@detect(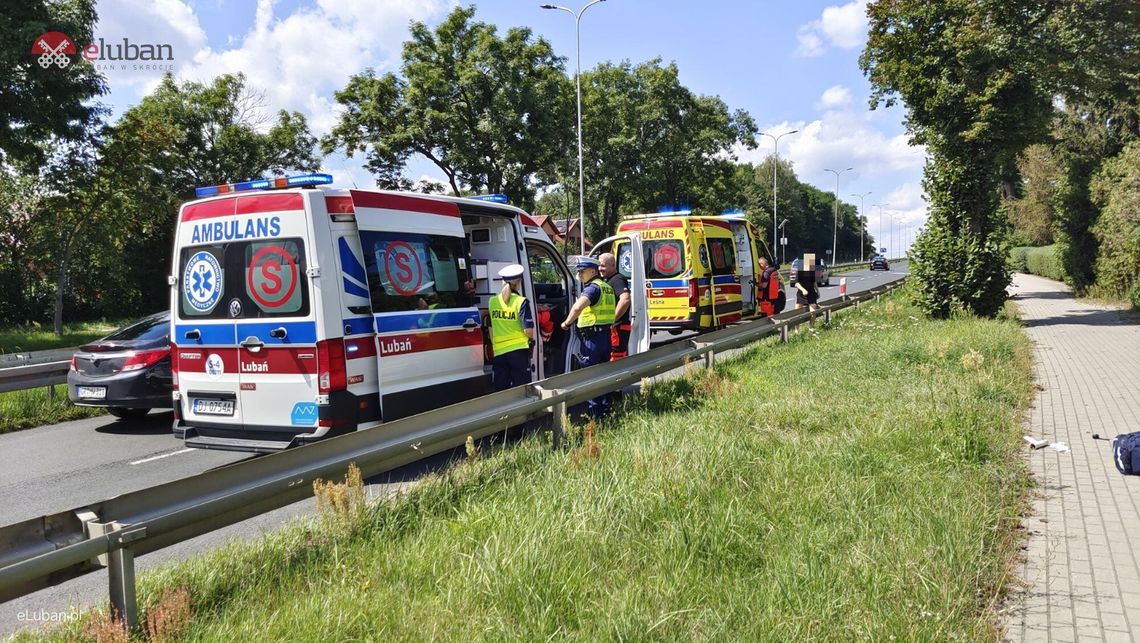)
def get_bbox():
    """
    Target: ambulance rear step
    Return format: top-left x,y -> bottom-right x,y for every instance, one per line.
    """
183,435 -> 293,453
